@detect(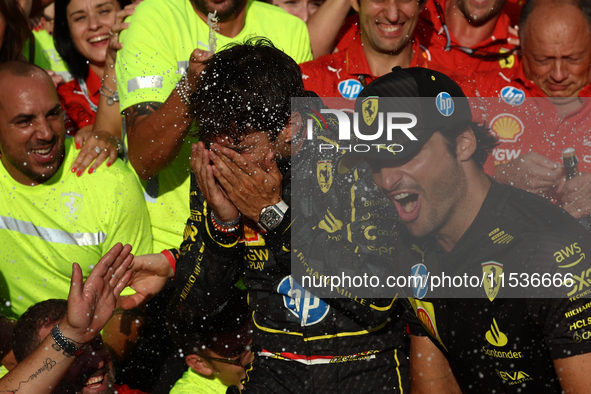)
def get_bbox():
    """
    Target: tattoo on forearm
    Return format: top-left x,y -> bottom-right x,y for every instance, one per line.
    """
0,358 -> 57,393
124,102 -> 162,130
